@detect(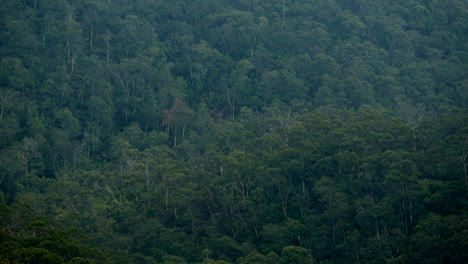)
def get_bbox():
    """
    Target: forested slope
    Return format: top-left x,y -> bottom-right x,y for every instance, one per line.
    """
1,0 -> 467,263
